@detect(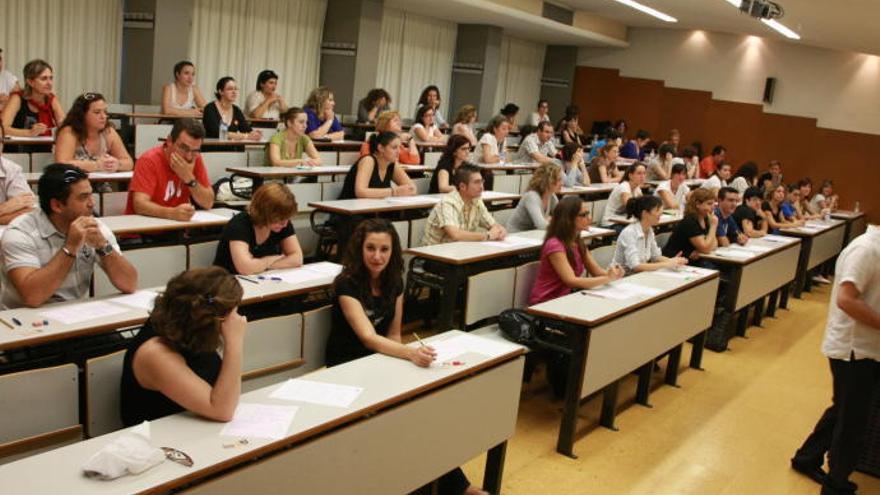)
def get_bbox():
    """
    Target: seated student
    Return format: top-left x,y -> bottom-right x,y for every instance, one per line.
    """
120,267 -> 245,426
715,187 -> 748,247
430,135 -> 472,194
647,144 -> 676,181
614,119 -> 628,140
54,92 -> 133,172
340,131 -> 416,200
0,164 -> 137,308
588,142 -> 624,183
414,85 -> 448,129
599,162 -> 646,226
126,118 -> 215,220
529,196 -> 623,305
213,183 -> 303,275
422,164 -> 506,245
0,121 -> 35,224
758,159 -> 784,193
265,107 -> 321,167
203,77 -> 261,141
411,104 -> 446,144
161,60 -> 208,117
612,195 -> 688,274
701,162 -> 732,194
762,184 -> 803,233
620,129 -> 650,160
512,121 -> 557,165
734,187 -> 769,238
473,115 -> 510,164
304,86 -> 345,141
507,163 -> 561,233
810,179 -> 839,213
356,88 -> 391,124
357,110 -> 420,164
587,127 -> 619,161
730,161 -> 758,196
661,128 -> 680,154
654,163 -> 690,212
559,107 -> 588,147
324,218 -> 486,495
451,105 -> 478,146
560,142 -> 589,187
699,145 -> 726,179
1,59 -> 65,137
796,178 -> 822,219
527,99 -> 550,127
676,145 -> 700,179
244,69 -> 288,120
0,48 -> 22,113
662,188 -> 718,263
499,103 -> 519,131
